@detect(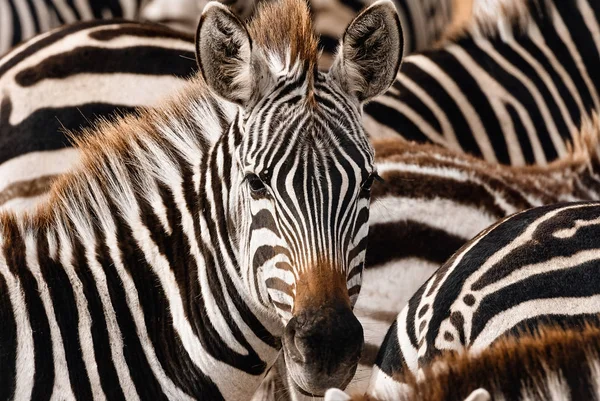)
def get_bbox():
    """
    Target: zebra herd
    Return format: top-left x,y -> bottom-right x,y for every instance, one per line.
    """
1,0 -> 600,400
